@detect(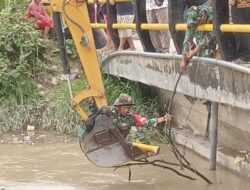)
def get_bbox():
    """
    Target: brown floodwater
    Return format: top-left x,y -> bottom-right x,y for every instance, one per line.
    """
0,132 -> 250,190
